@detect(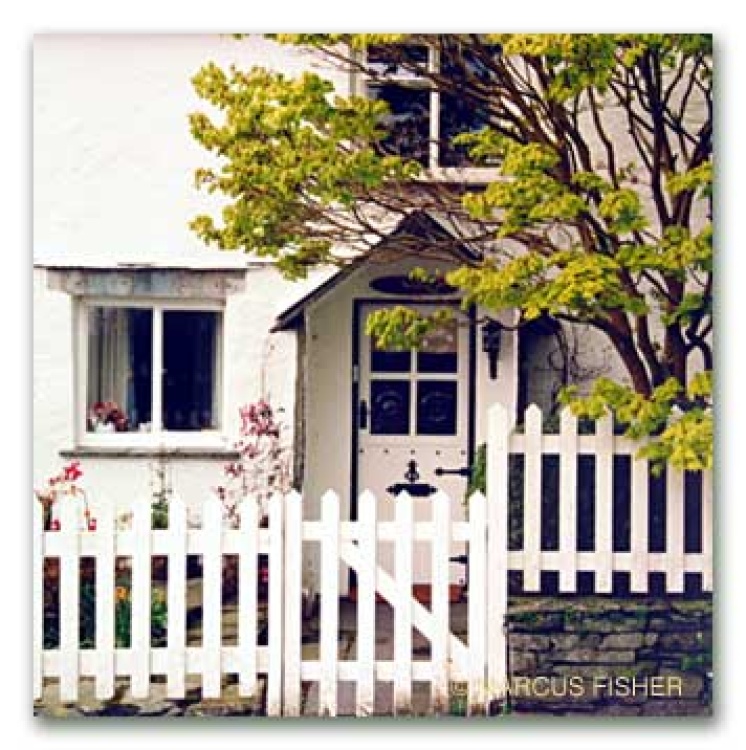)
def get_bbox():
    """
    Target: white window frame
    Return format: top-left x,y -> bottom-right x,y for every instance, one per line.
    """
357,44 -> 501,182
74,296 -> 226,449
